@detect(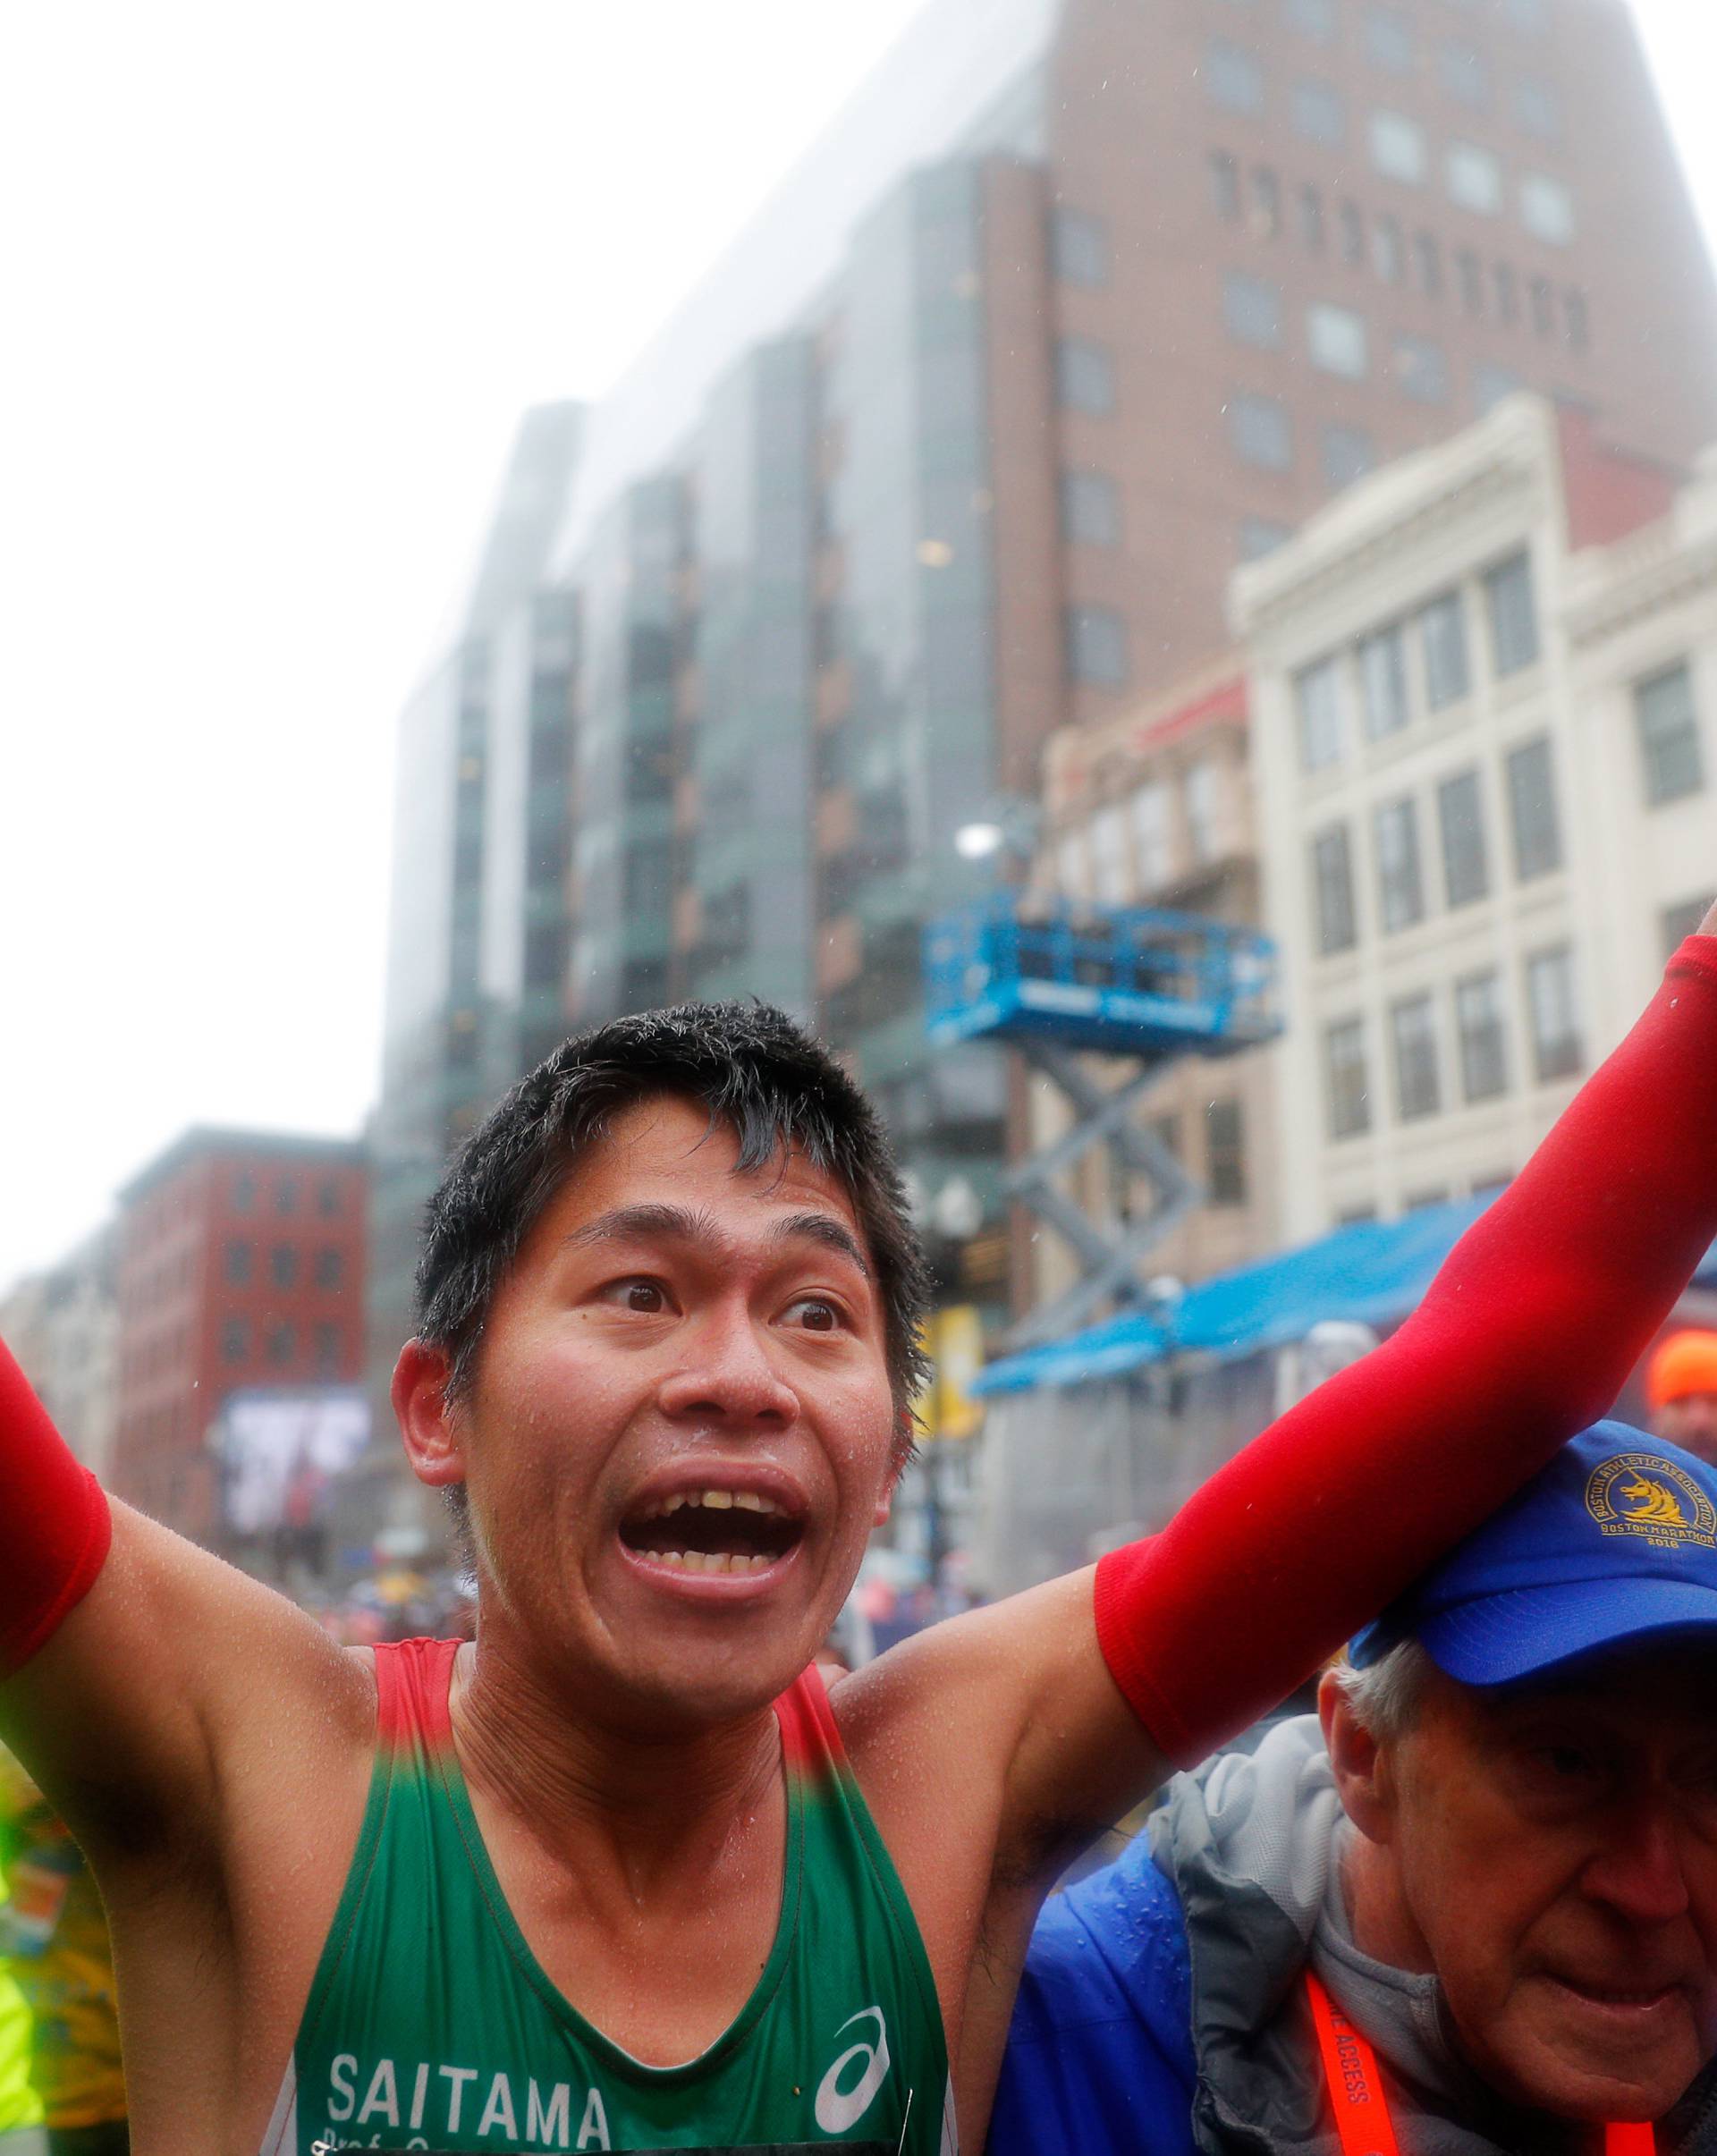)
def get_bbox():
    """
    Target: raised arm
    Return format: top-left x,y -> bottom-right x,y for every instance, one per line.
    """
0,1342 -> 365,1856
1093,926 -> 1717,1767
